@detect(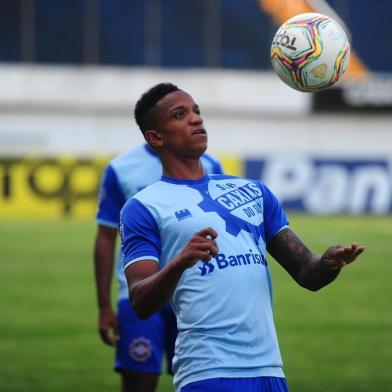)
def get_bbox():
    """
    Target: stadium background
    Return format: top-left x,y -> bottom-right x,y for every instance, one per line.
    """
1,1 -> 391,391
